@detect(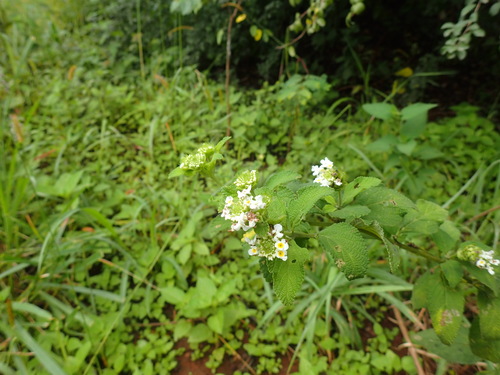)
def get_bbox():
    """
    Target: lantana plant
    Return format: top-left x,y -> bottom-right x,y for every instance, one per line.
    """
170,138 -> 500,363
